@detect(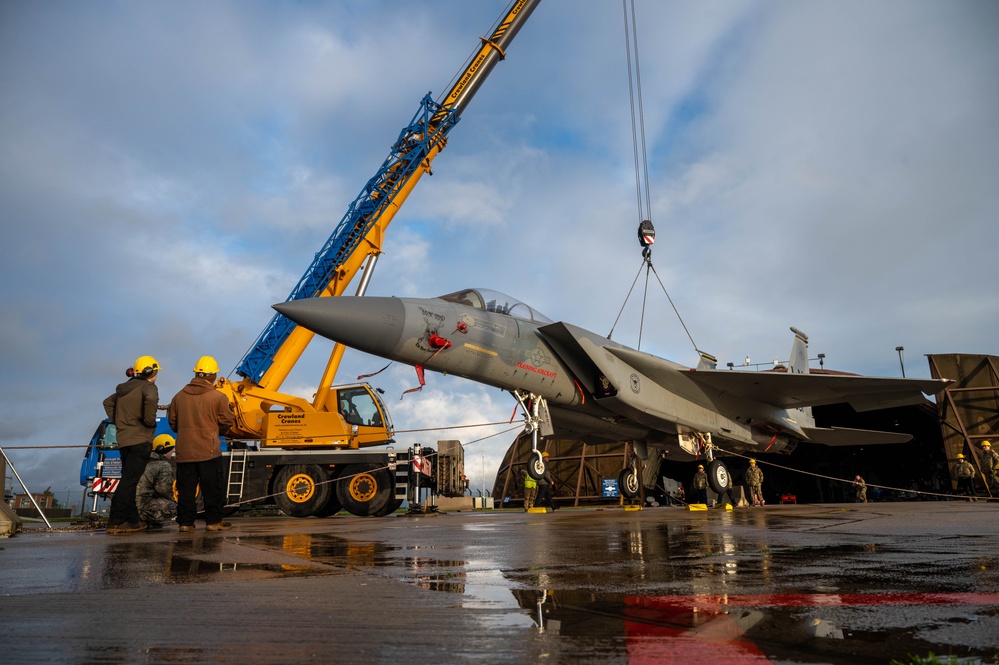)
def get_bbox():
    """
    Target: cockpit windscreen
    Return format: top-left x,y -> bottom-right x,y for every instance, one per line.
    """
438,288 -> 553,324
